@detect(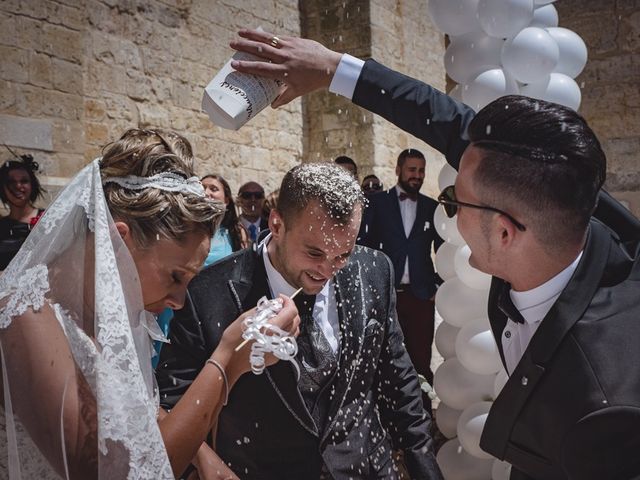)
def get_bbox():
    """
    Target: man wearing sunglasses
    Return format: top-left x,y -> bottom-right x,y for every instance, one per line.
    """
231,29 -> 640,480
237,181 -> 269,243
361,174 -> 383,196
